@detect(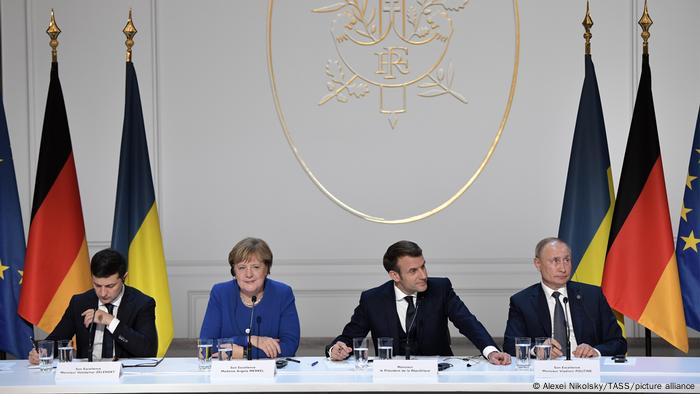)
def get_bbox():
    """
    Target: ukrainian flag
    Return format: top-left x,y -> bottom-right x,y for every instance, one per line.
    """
111,60 -> 173,357
558,54 -> 614,287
